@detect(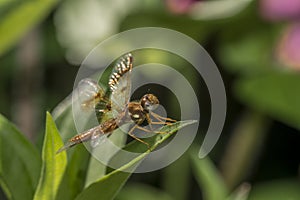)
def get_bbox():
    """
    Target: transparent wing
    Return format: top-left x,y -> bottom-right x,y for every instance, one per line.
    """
77,78 -> 108,111
57,54 -> 133,153
90,118 -> 117,147
108,53 -> 133,118
90,131 -> 109,148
